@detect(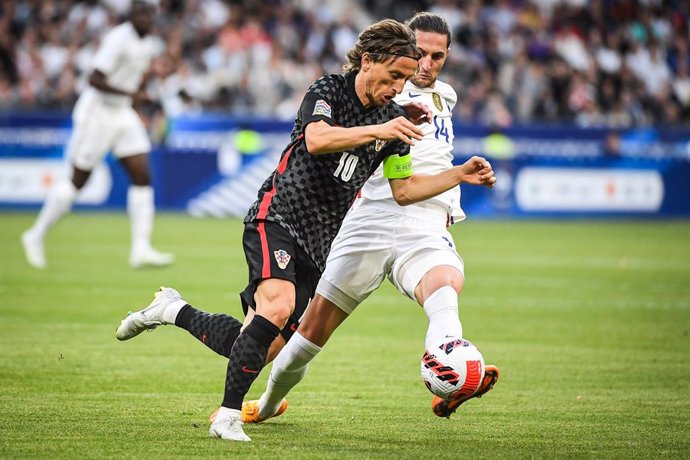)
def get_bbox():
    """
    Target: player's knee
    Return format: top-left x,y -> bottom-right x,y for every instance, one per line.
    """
129,171 -> 151,186
256,289 -> 295,328
446,272 -> 464,294
420,266 -> 464,297
261,303 -> 293,329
